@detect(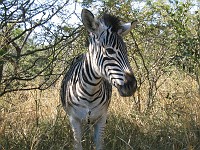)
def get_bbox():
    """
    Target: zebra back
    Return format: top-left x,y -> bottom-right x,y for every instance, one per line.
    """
60,54 -> 85,108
